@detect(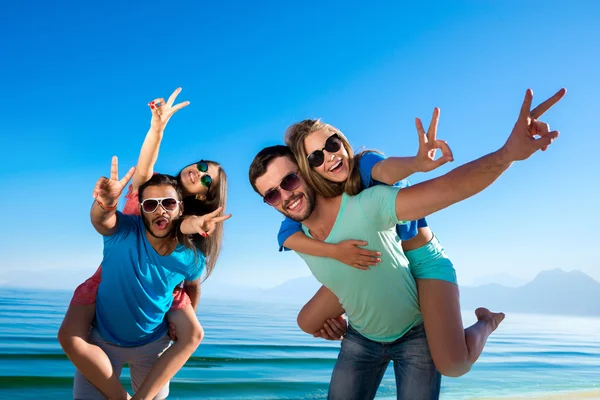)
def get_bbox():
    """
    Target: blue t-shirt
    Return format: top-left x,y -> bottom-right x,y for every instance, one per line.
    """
277,152 -> 428,250
95,212 -> 205,347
